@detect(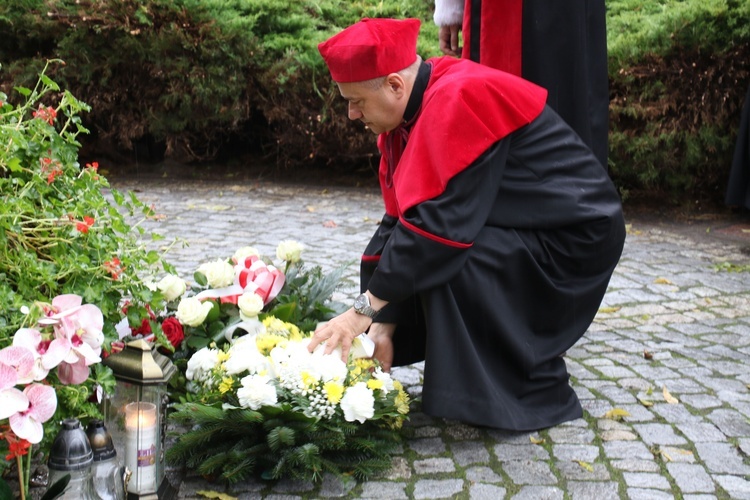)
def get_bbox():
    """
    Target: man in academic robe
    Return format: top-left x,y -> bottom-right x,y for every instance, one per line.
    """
308,18 -> 625,431
434,0 -> 610,170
